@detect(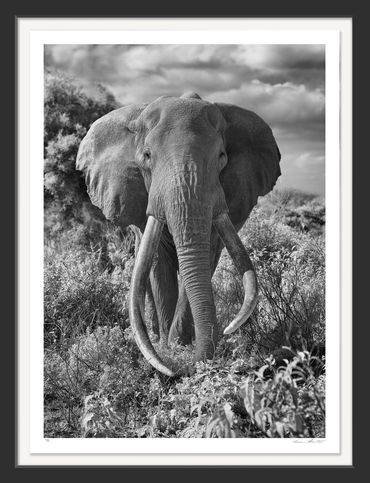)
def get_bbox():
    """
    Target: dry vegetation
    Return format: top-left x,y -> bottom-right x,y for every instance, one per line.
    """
44,190 -> 325,438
